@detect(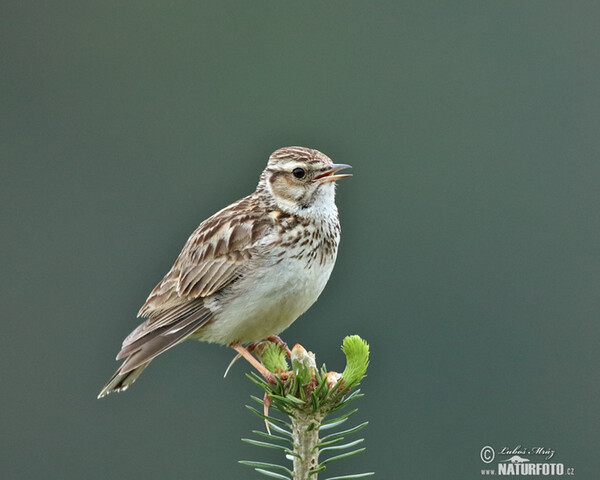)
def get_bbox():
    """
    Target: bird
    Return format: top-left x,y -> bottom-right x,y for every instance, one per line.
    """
98,146 -> 351,398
